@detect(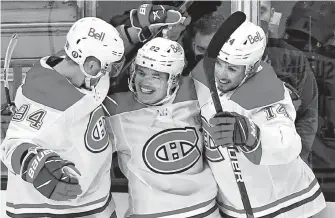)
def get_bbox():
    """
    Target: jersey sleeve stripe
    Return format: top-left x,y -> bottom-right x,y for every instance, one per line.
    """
11,143 -> 37,175
6,193 -> 108,210
219,178 -> 323,216
130,198 -> 216,218
242,142 -> 262,165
